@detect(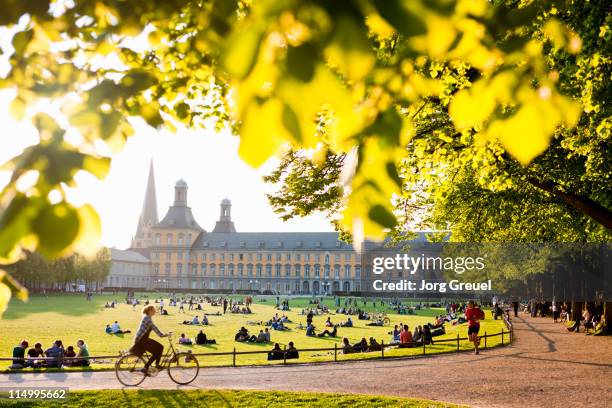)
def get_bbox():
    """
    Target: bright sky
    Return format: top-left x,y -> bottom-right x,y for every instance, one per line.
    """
0,90 -> 333,249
